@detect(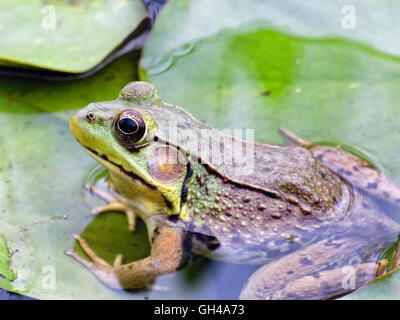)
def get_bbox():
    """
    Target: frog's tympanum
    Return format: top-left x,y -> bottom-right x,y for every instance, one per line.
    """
68,81 -> 400,299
